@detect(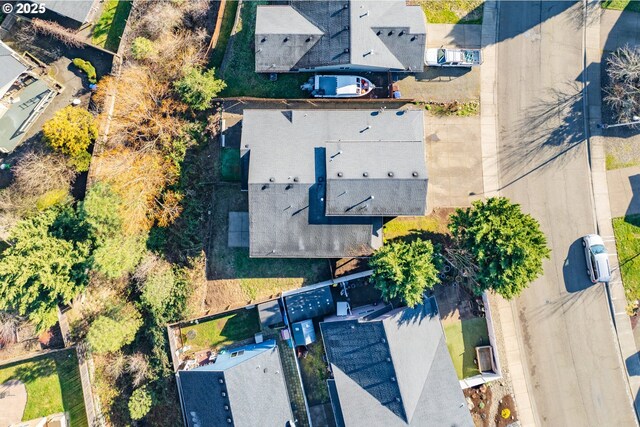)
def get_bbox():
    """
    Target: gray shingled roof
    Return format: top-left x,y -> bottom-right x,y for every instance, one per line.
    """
255,0 -> 426,72
242,109 -> 426,258
35,0 -> 97,24
320,302 -> 474,427
285,286 -> 335,324
0,42 -> 27,93
177,341 -> 293,427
